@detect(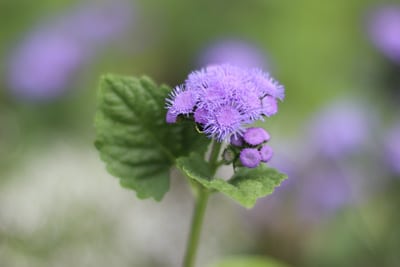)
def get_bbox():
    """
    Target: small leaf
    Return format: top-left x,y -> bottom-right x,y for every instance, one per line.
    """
208,256 -> 290,267
176,153 -> 287,208
95,74 -> 209,201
